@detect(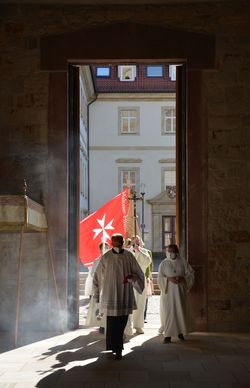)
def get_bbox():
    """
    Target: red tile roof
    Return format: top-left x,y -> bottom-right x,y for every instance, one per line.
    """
92,64 -> 176,93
